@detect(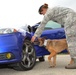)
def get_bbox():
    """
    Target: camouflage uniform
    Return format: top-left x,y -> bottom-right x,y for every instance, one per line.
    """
64,12 -> 76,61
34,7 -> 76,63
